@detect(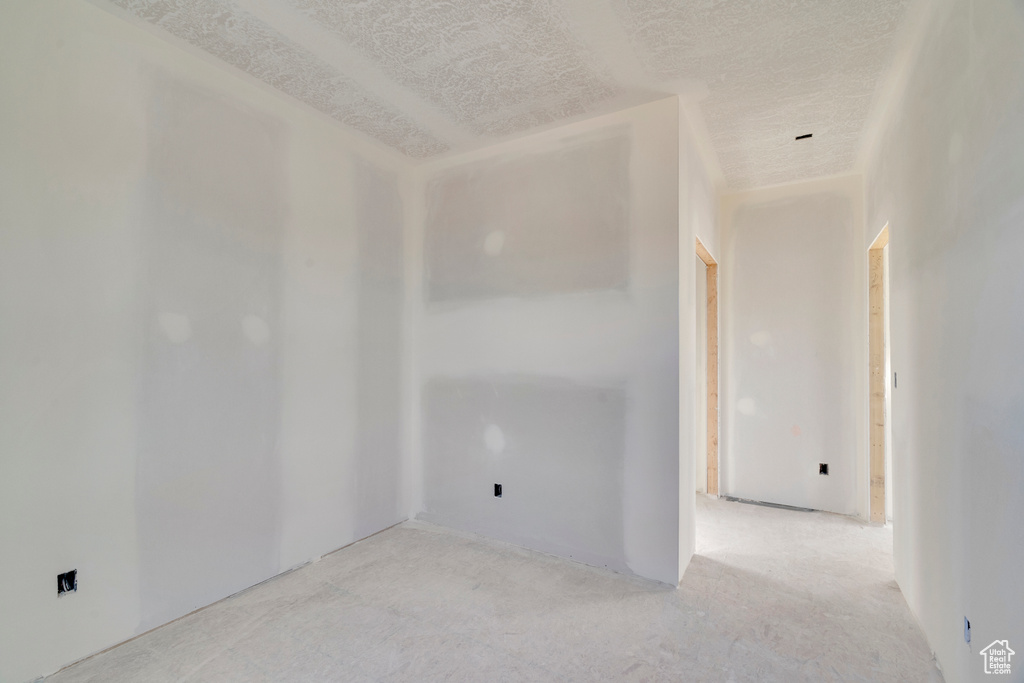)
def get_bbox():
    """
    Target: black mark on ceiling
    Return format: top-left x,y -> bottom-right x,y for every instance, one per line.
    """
795,133 -> 813,140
